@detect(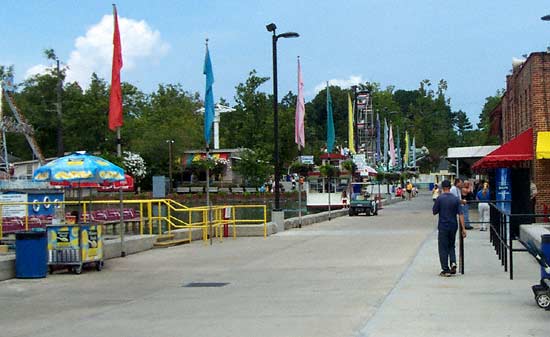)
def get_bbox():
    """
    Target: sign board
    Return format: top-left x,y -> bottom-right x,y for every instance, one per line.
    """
152,176 -> 166,198
352,154 -> 368,176
496,168 -> 512,214
0,193 -> 27,217
300,156 -> 314,165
